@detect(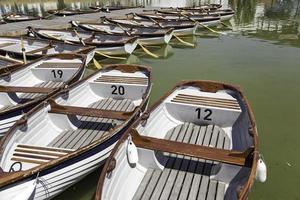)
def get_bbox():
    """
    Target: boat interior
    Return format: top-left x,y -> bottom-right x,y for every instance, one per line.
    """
32,29 -> 135,44
0,55 -> 84,113
102,84 -> 255,200
109,17 -> 197,28
77,22 -> 172,35
0,37 -> 88,55
0,66 -> 151,173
